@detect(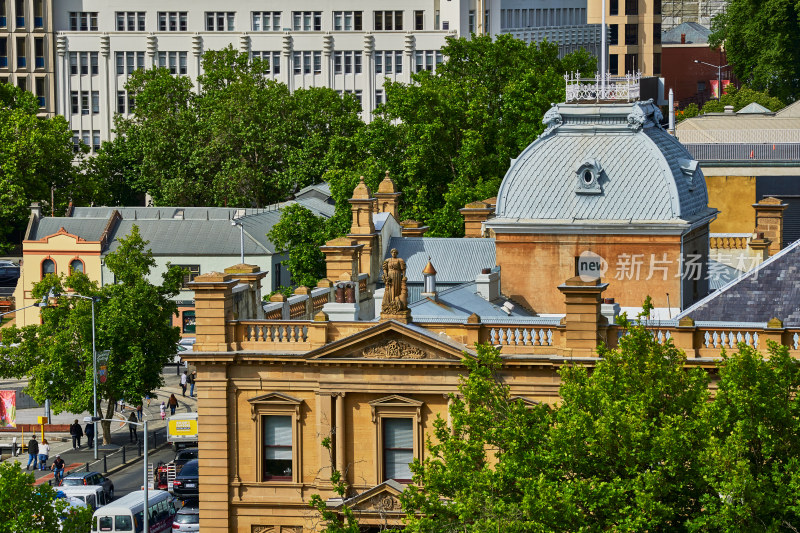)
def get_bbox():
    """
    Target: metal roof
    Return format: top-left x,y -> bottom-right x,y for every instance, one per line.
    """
385,237 -> 496,284
678,239 -> 800,327
493,101 -> 710,223
737,102 -> 773,115
29,218 -> 109,241
409,282 -> 535,322
662,22 -> 711,44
